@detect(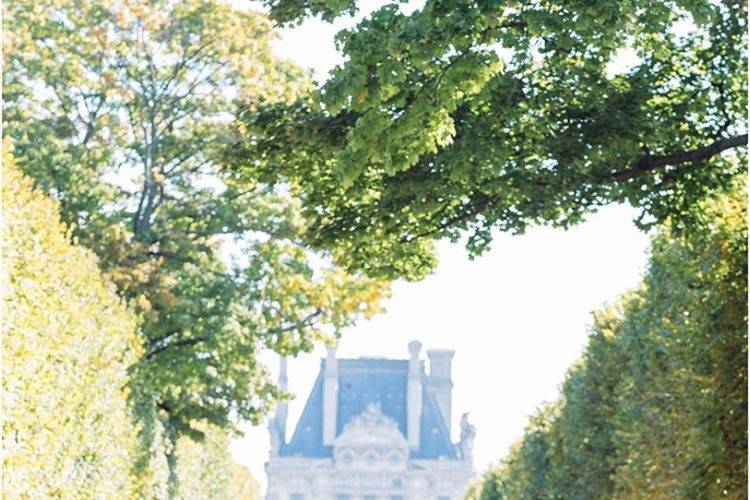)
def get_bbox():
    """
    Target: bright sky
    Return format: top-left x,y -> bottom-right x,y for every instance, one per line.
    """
229,2 -> 652,491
